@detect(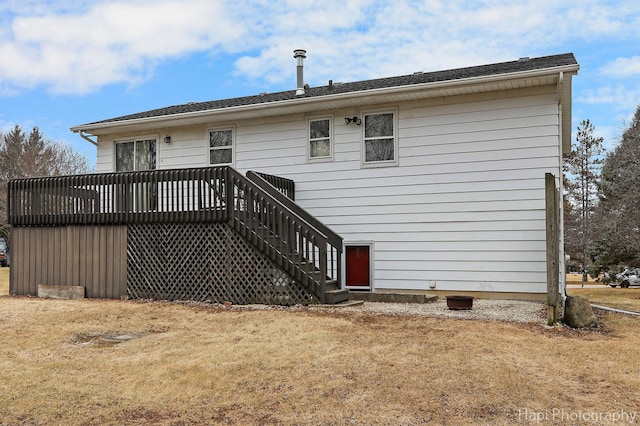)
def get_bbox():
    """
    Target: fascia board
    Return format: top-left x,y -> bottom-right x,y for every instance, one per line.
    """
72,64 -> 580,136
